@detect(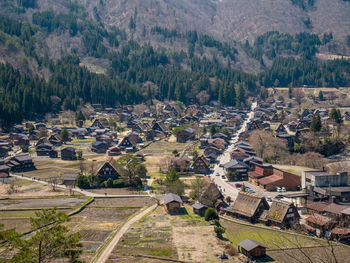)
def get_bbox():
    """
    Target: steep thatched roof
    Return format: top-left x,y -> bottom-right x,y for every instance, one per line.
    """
261,200 -> 296,223
231,192 -> 269,218
199,182 -> 222,207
